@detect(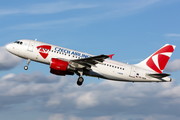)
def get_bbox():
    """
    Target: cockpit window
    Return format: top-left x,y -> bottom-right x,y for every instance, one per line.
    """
14,41 -> 23,45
